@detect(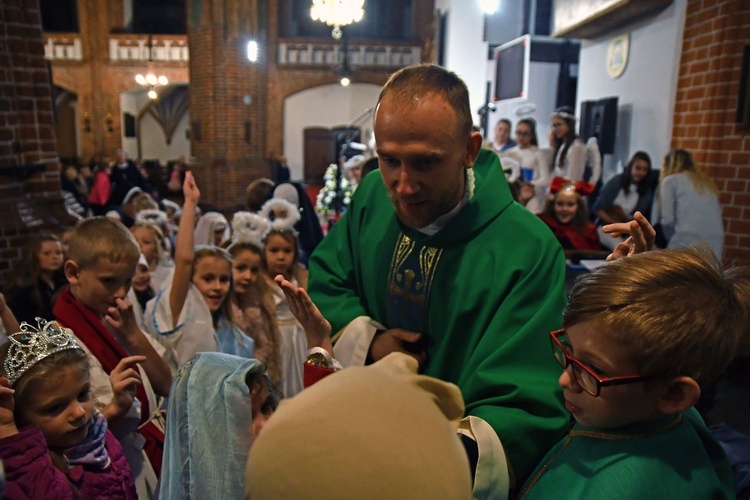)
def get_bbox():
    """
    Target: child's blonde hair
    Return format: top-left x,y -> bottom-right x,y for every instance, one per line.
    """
132,220 -> 167,262
226,241 -> 281,383
564,248 -> 749,387
68,217 -> 140,269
